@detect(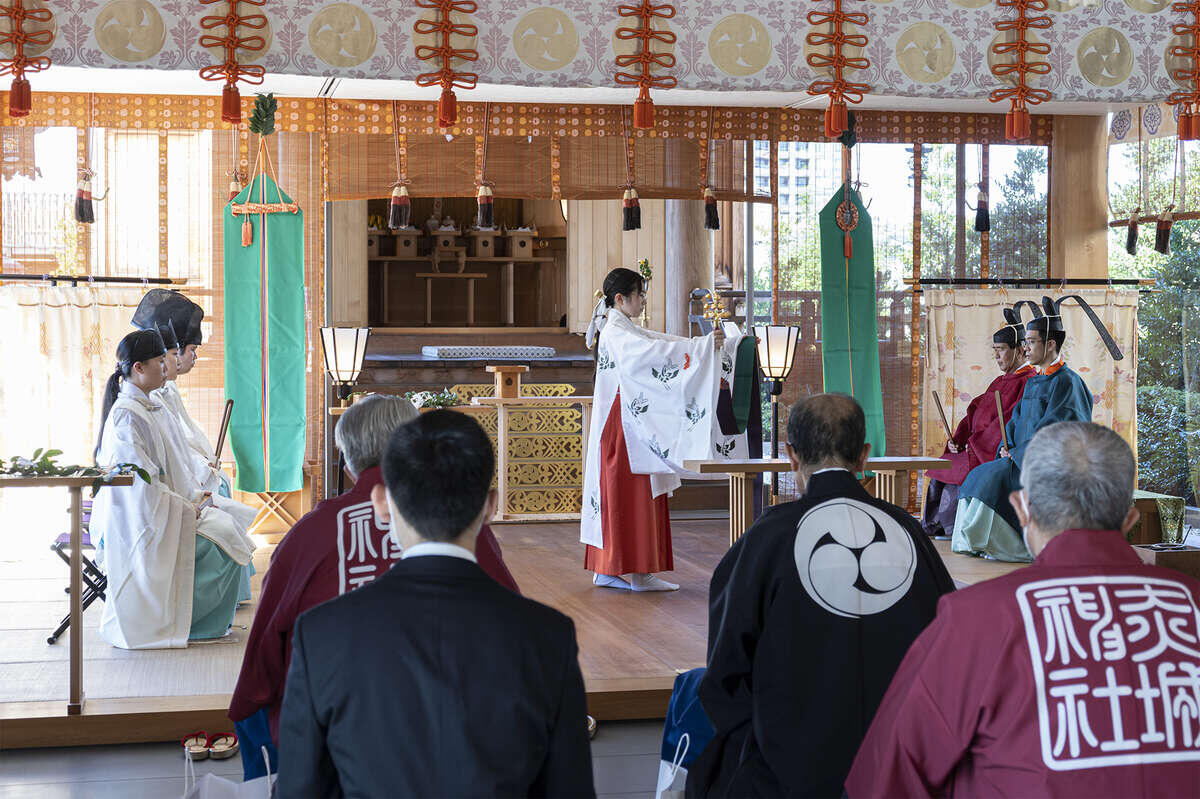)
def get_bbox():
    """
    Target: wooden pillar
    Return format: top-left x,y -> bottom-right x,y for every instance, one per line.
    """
1049,115 -> 1109,279
329,200 -> 369,324
664,199 -> 713,337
